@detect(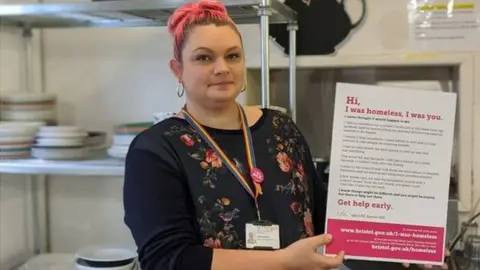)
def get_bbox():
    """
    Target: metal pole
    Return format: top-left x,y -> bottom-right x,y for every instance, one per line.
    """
259,0 -> 271,108
22,27 -> 50,256
38,21 -> 52,253
22,28 -> 33,93
287,22 -> 297,122
22,28 -> 41,257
